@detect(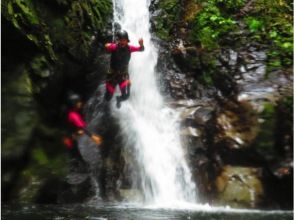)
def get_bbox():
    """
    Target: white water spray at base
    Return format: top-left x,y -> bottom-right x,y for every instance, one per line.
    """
111,0 -> 197,205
